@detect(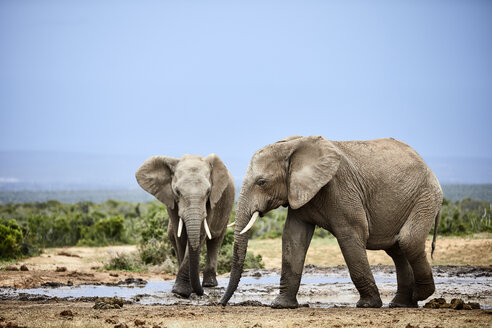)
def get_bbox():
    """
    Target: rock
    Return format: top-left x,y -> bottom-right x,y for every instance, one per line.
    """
60,310 -> 73,317
109,273 -> 119,277
93,297 -> 125,310
56,266 -> 67,272
114,323 -> 129,328
5,266 -> 19,271
134,319 -> 146,326
105,318 -> 117,324
41,282 -> 65,288
19,265 -> 28,271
